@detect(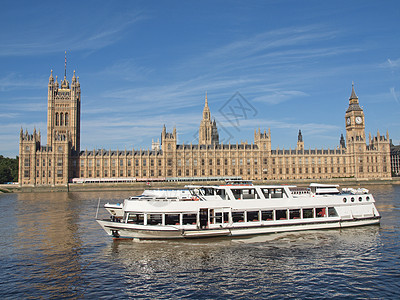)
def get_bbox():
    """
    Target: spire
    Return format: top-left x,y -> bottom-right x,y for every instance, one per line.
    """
72,70 -> 76,82
347,82 -> 362,112
49,69 -> 54,83
350,81 -> 358,99
340,134 -> 346,148
298,130 -> 303,142
202,92 -> 211,120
